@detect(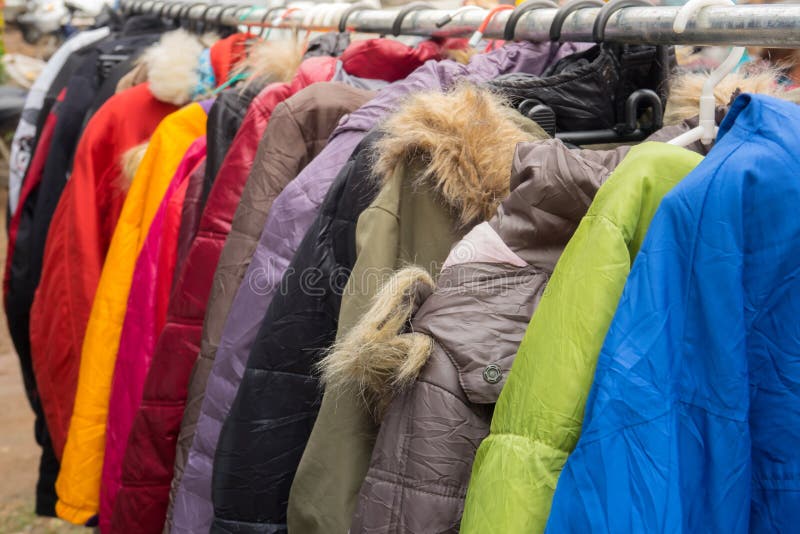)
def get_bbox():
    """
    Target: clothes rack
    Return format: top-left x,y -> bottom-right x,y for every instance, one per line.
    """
120,0 -> 800,47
